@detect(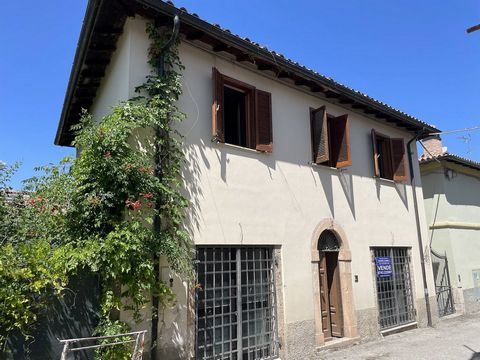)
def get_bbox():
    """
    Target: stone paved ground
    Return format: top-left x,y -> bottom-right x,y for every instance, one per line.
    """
317,313 -> 480,360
